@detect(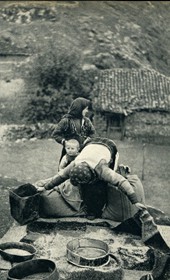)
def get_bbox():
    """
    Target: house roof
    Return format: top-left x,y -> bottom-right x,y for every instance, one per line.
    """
93,69 -> 170,114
